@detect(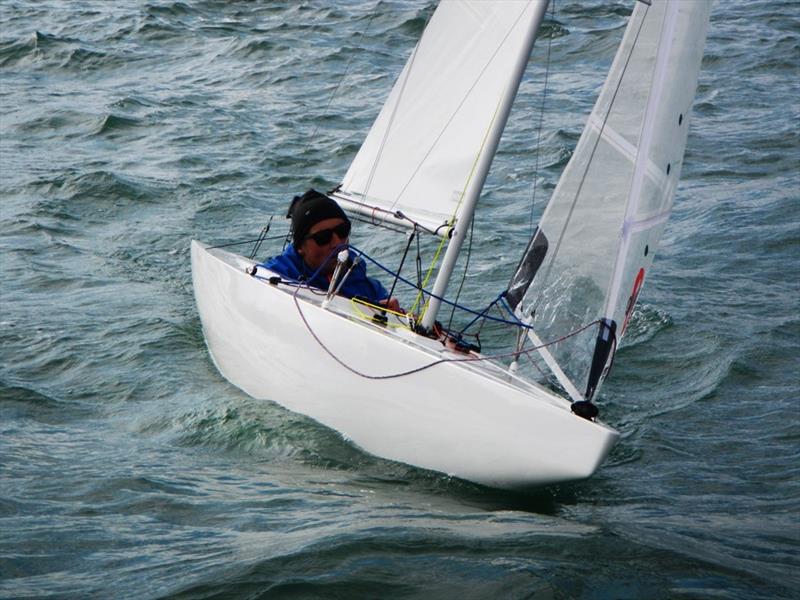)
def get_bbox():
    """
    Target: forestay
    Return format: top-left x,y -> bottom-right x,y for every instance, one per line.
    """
337,0 -> 549,234
507,0 -> 711,400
